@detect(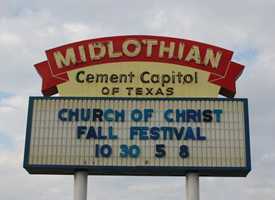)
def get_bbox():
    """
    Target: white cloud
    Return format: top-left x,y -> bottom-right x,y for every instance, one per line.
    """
0,32 -> 21,45
0,95 -> 28,143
